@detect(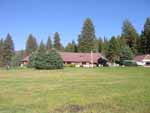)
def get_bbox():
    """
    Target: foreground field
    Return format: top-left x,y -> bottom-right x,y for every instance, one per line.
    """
0,67 -> 149,113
